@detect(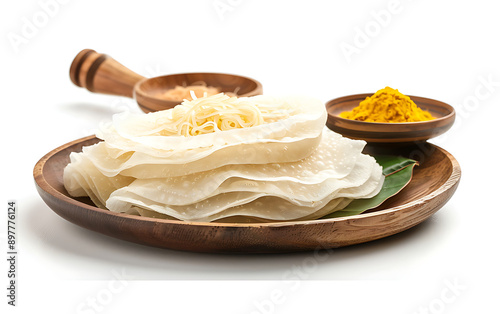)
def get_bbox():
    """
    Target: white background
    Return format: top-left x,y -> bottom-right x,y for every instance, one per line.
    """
2,0 -> 499,313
